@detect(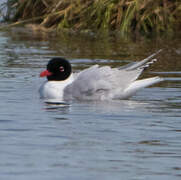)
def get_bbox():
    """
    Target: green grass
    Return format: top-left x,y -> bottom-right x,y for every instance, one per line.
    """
2,0 -> 181,37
